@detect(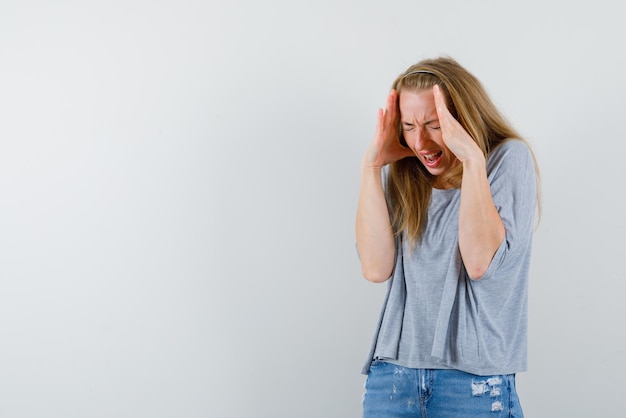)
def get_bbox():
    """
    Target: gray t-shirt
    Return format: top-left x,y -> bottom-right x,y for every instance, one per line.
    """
362,139 -> 537,376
